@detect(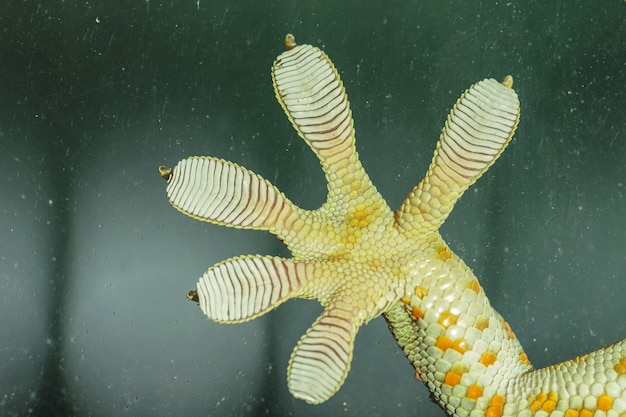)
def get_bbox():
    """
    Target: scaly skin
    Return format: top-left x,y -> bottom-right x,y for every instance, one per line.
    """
158,35 -> 626,416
